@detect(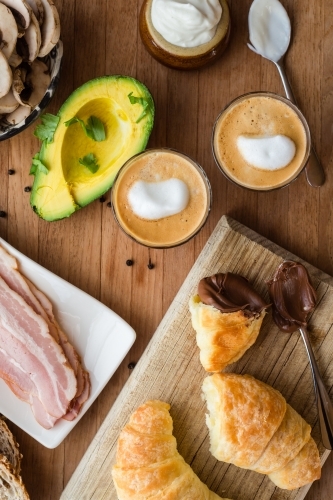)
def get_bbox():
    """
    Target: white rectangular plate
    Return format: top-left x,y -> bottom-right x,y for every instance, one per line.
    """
0,238 -> 136,449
